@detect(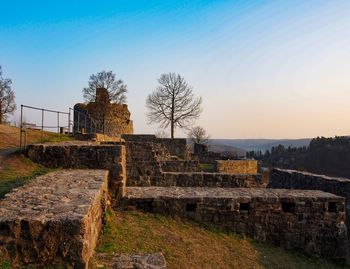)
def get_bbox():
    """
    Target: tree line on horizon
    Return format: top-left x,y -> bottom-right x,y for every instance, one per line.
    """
248,136 -> 350,178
